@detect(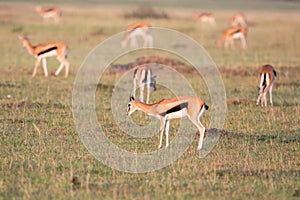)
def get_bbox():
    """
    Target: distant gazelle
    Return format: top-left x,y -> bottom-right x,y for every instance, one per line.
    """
230,12 -> 247,27
121,23 -> 153,48
256,64 -> 277,107
127,96 -> 209,150
194,12 -> 216,26
217,26 -> 247,49
18,36 -> 70,78
35,5 -> 61,23
132,65 -> 157,104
